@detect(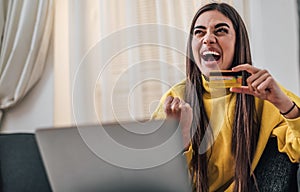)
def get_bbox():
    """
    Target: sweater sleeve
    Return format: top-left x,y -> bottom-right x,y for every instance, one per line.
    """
151,80 -> 186,120
151,80 -> 192,160
271,87 -> 300,163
